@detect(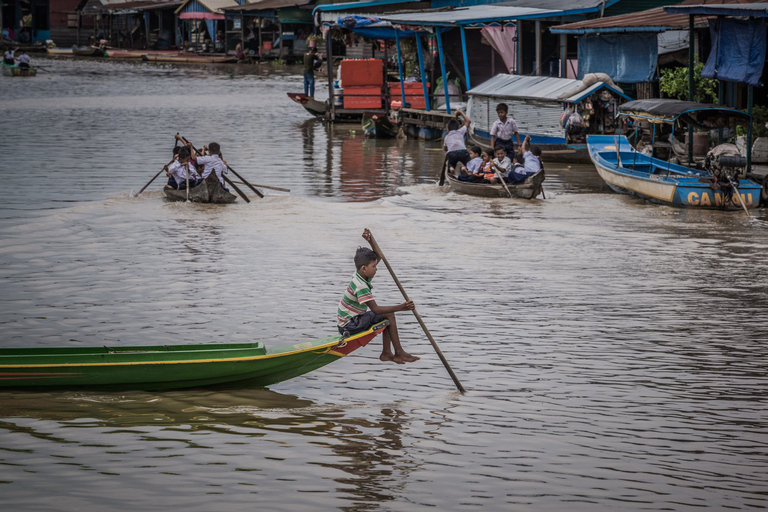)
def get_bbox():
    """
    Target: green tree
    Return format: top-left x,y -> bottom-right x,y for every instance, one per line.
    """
659,62 -> 719,103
